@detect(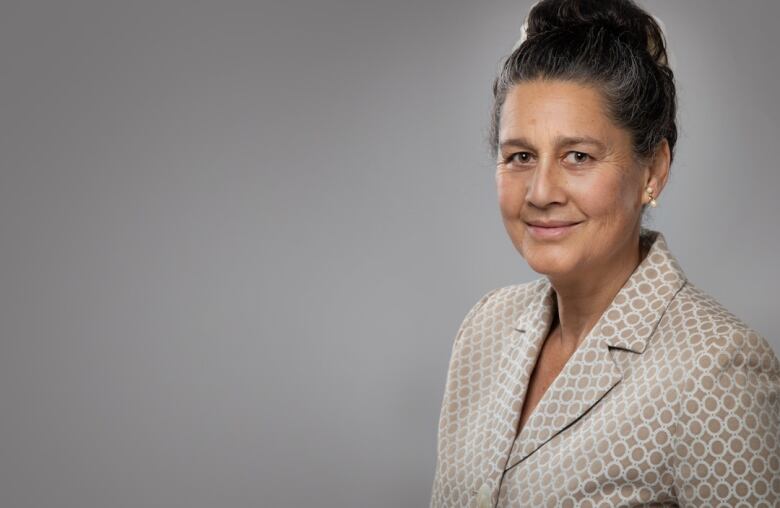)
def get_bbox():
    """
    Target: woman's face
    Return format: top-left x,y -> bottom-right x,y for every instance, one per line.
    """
496,79 -> 649,279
